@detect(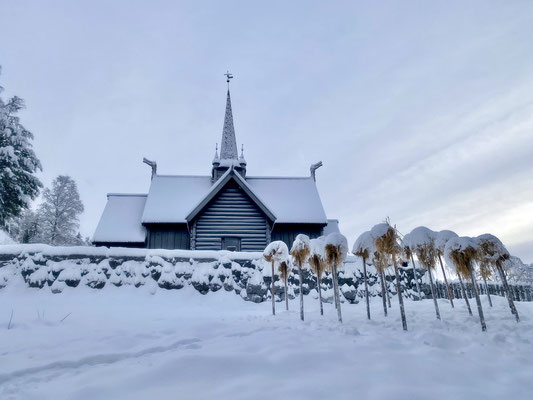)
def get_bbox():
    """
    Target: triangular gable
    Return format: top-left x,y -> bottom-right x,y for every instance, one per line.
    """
186,167 -> 277,222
